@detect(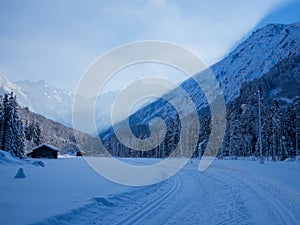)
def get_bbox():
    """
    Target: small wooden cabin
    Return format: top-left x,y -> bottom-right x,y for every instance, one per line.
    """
27,144 -> 60,159
76,150 -> 86,157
